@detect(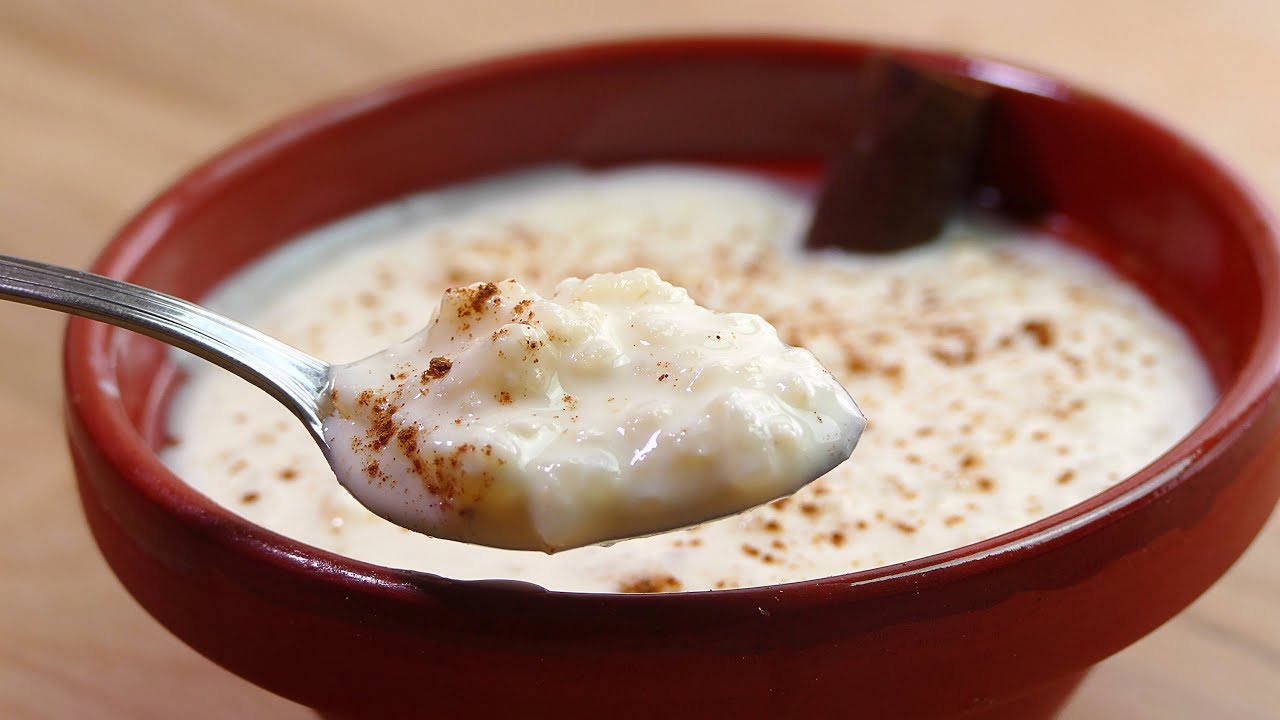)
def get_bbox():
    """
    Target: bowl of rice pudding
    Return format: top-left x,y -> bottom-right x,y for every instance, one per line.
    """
64,37 -> 1280,719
